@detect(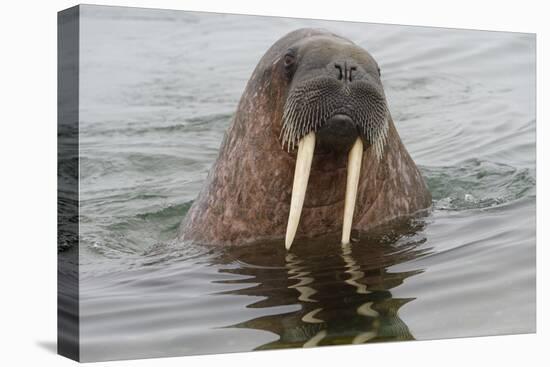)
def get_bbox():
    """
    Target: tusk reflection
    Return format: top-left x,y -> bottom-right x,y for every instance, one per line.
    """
303,330 -> 328,348
302,307 -> 324,324
357,301 -> 379,318
341,242 -> 369,294
352,331 -> 377,344
286,253 -> 318,303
